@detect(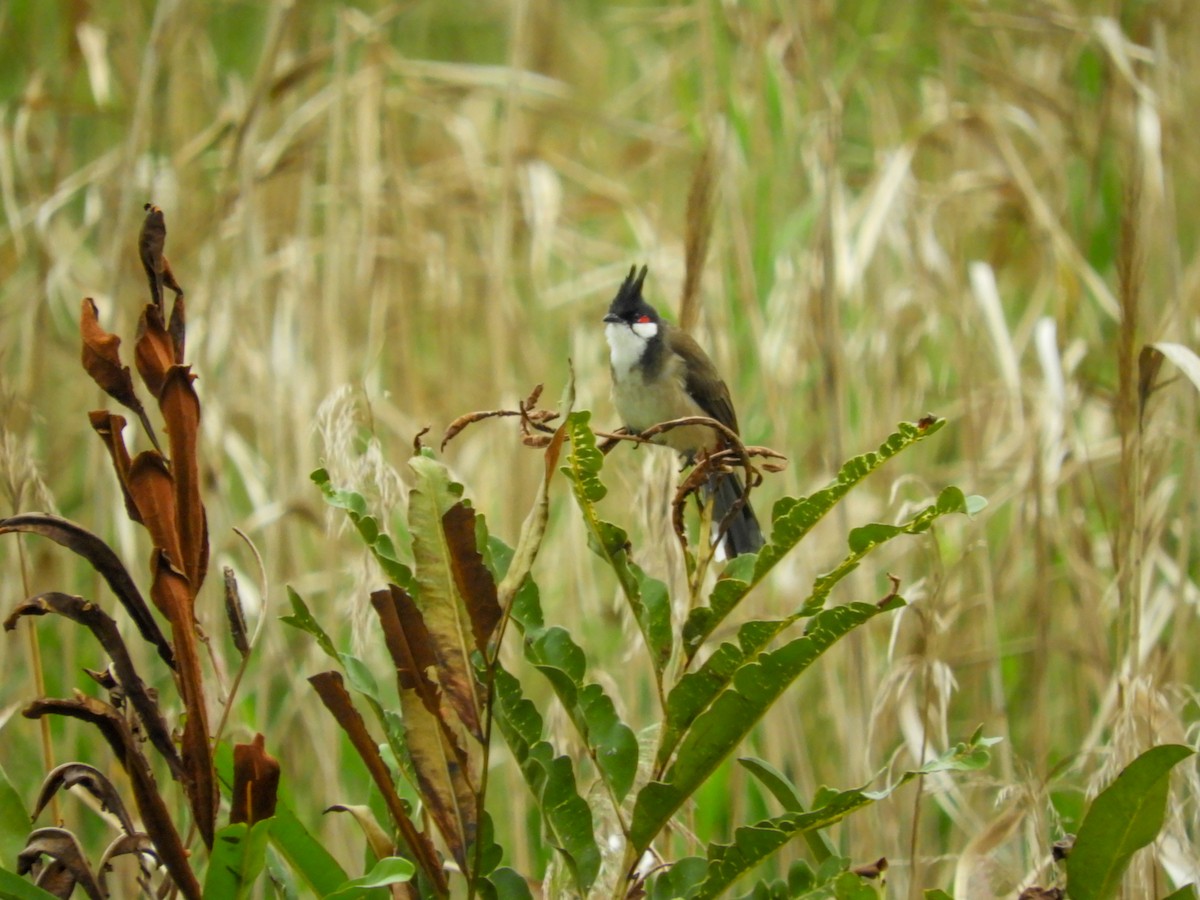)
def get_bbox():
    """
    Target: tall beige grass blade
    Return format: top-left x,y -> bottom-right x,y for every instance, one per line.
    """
969,261 -> 1023,425
1150,342 -> 1200,395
